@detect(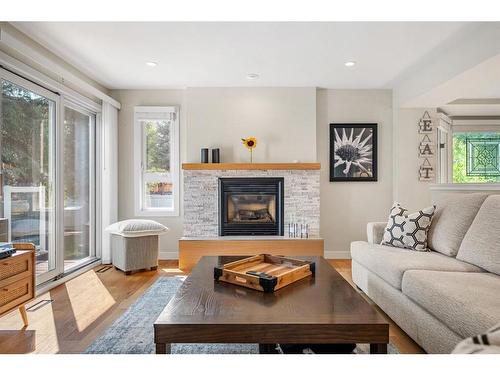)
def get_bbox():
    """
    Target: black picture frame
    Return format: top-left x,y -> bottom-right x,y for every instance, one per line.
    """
329,123 -> 378,182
